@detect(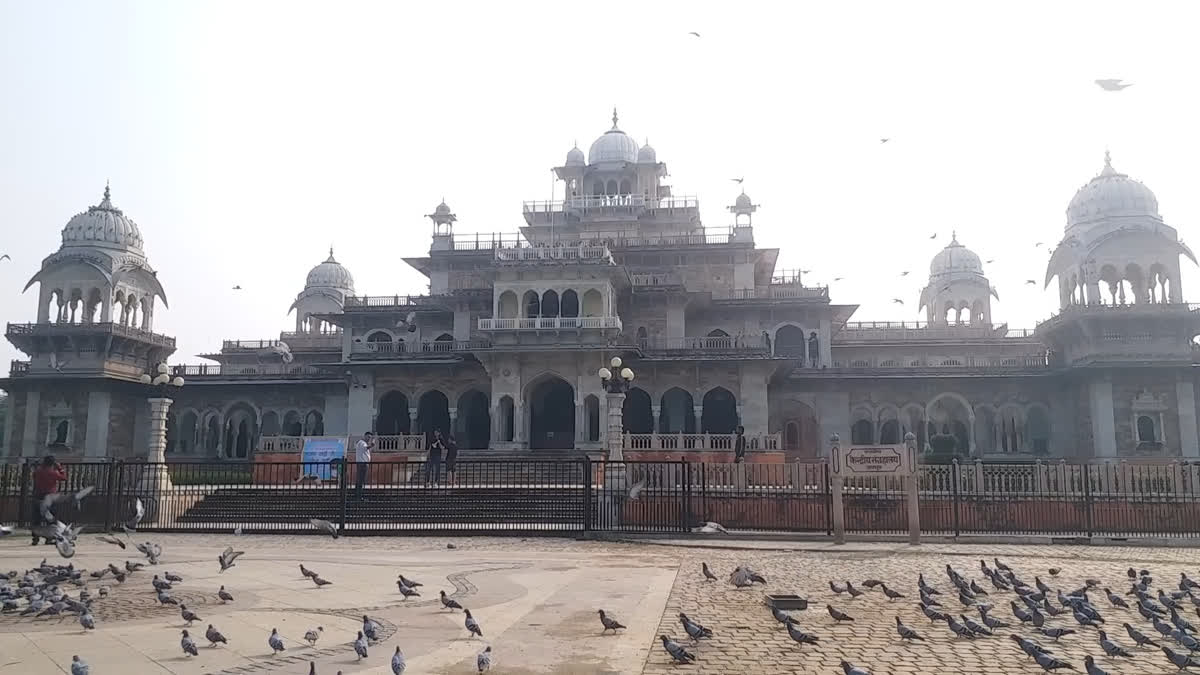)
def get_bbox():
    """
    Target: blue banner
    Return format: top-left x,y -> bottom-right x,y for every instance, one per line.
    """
301,437 -> 346,481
